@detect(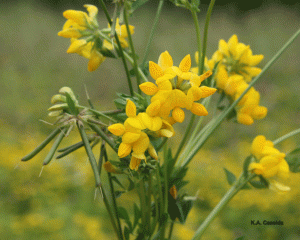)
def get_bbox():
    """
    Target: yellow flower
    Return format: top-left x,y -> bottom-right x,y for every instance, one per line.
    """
211,34 -> 264,83
248,135 -> 290,190
141,52 -> 216,123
